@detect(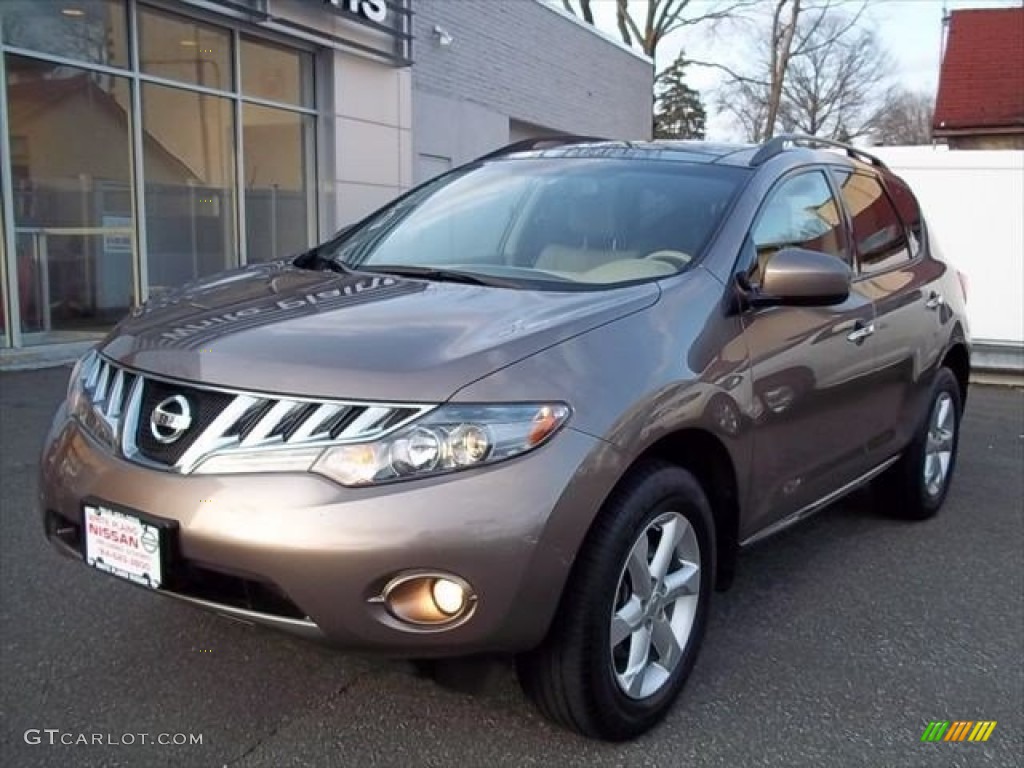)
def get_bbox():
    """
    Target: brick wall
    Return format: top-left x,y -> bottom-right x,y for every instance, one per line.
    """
411,0 -> 653,179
